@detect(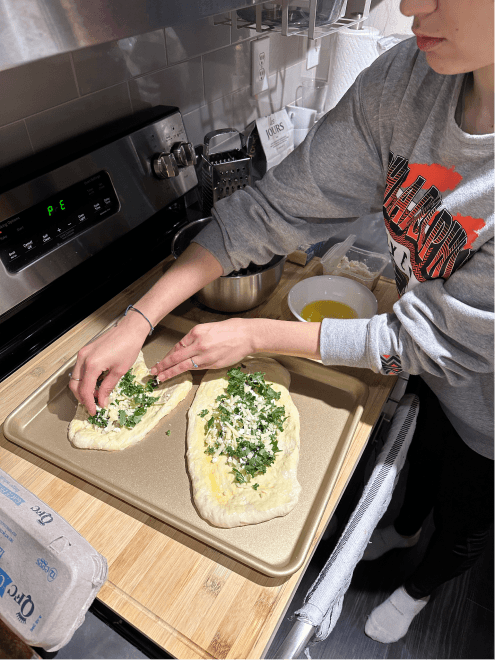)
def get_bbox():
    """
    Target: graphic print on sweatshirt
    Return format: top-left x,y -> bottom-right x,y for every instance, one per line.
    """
379,152 -> 486,375
383,151 -> 485,297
